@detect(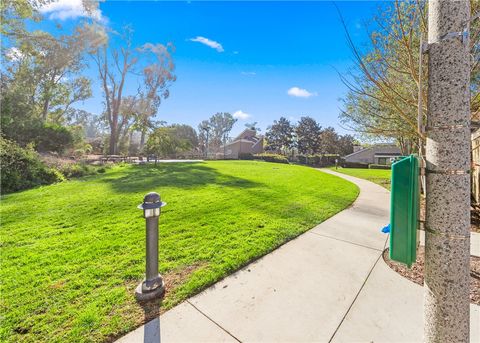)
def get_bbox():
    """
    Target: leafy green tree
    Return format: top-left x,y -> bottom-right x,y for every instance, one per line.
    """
336,134 -> 355,156
265,117 -> 294,155
0,1 -> 102,155
146,125 -> 196,159
244,122 -> 261,132
198,120 -> 211,157
295,116 -> 322,155
319,127 -> 338,154
207,112 -> 237,155
2,27 -> 93,124
339,0 -> 479,153
171,124 -> 198,149
90,26 -> 176,155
